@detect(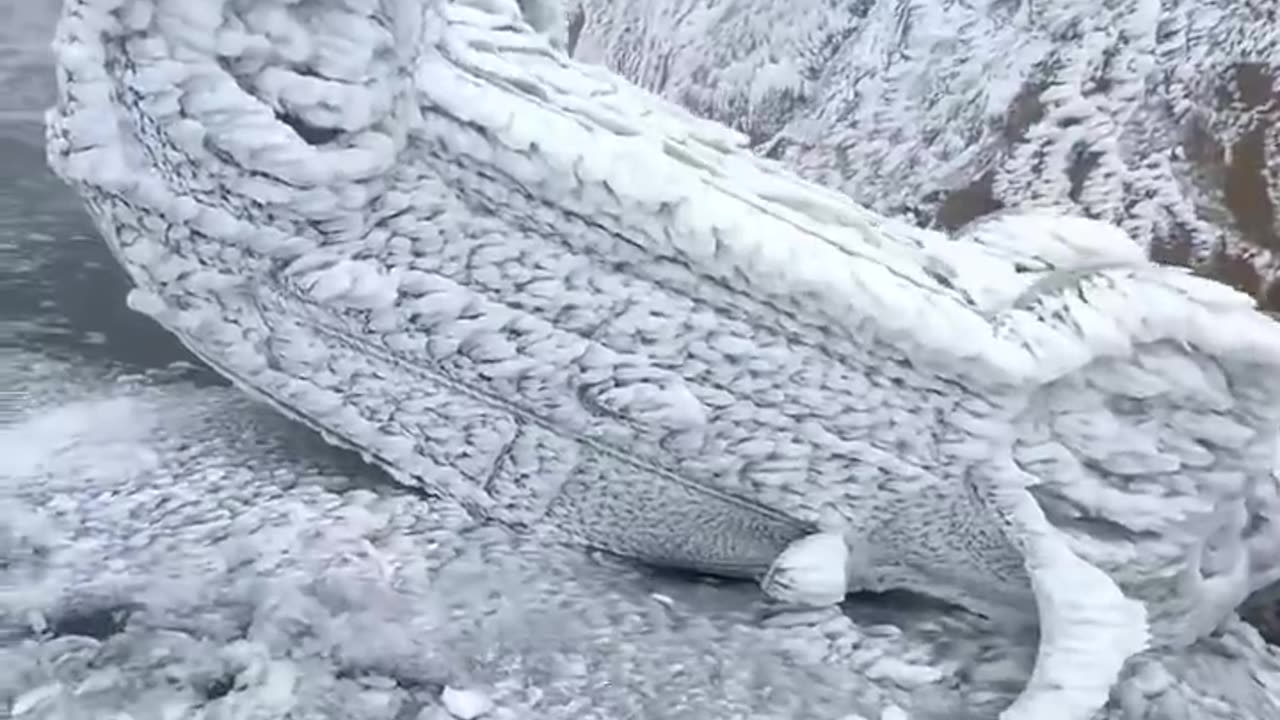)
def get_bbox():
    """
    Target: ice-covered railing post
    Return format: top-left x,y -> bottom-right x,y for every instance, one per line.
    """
45,0 -> 1280,718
